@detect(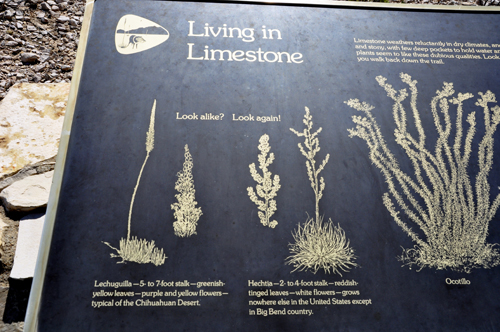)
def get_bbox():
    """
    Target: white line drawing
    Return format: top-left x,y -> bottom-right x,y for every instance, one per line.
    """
247,134 -> 281,228
120,35 -> 146,49
345,73 -> 500,272
115,14 -> 169,55
103,100 -> 167,266
171,144 -> 202,237
286,107 -> 357,275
